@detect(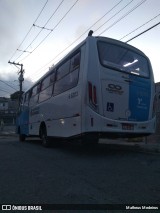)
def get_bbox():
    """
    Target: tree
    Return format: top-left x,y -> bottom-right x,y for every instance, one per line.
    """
10,91 -> 24,100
